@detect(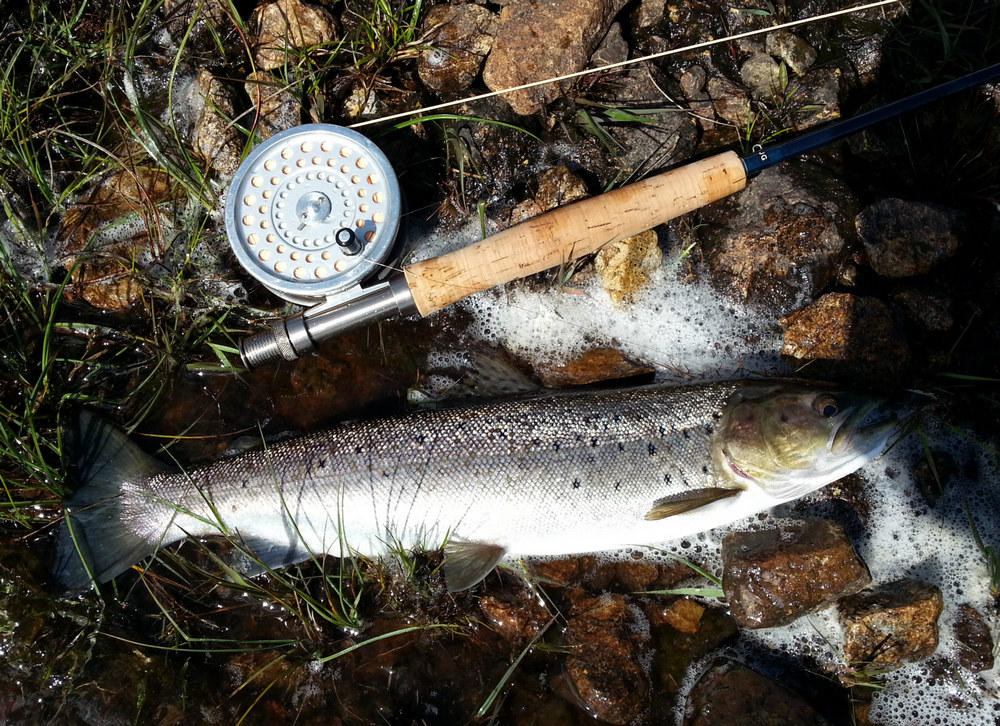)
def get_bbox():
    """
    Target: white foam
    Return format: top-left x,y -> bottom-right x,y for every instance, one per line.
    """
406,216 -> 999,724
